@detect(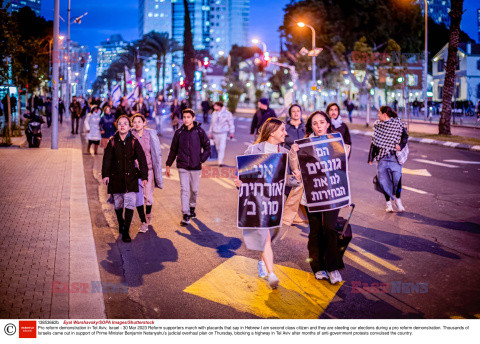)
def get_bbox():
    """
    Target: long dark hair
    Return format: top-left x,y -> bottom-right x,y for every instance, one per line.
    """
379,106 -> 398,118
305,111 -> 331,137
